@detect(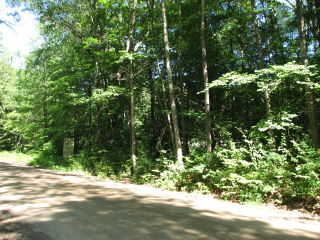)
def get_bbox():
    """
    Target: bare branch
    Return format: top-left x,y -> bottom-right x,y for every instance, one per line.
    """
0,19 -> 14,31
285,0 -> 295,8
